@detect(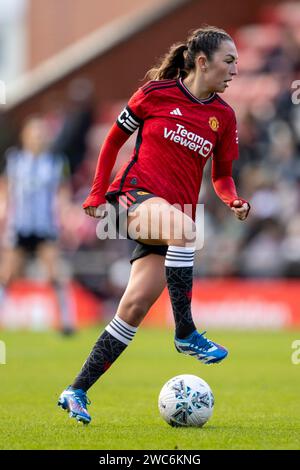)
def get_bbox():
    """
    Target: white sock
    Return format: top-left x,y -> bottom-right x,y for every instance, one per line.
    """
105,315 -> 138,345
165,245 -> 195,267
